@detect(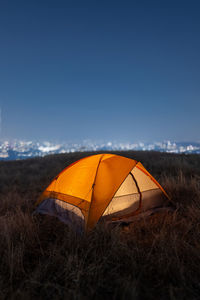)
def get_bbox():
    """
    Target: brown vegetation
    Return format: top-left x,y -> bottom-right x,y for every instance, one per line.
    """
0,151 -> 200,299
